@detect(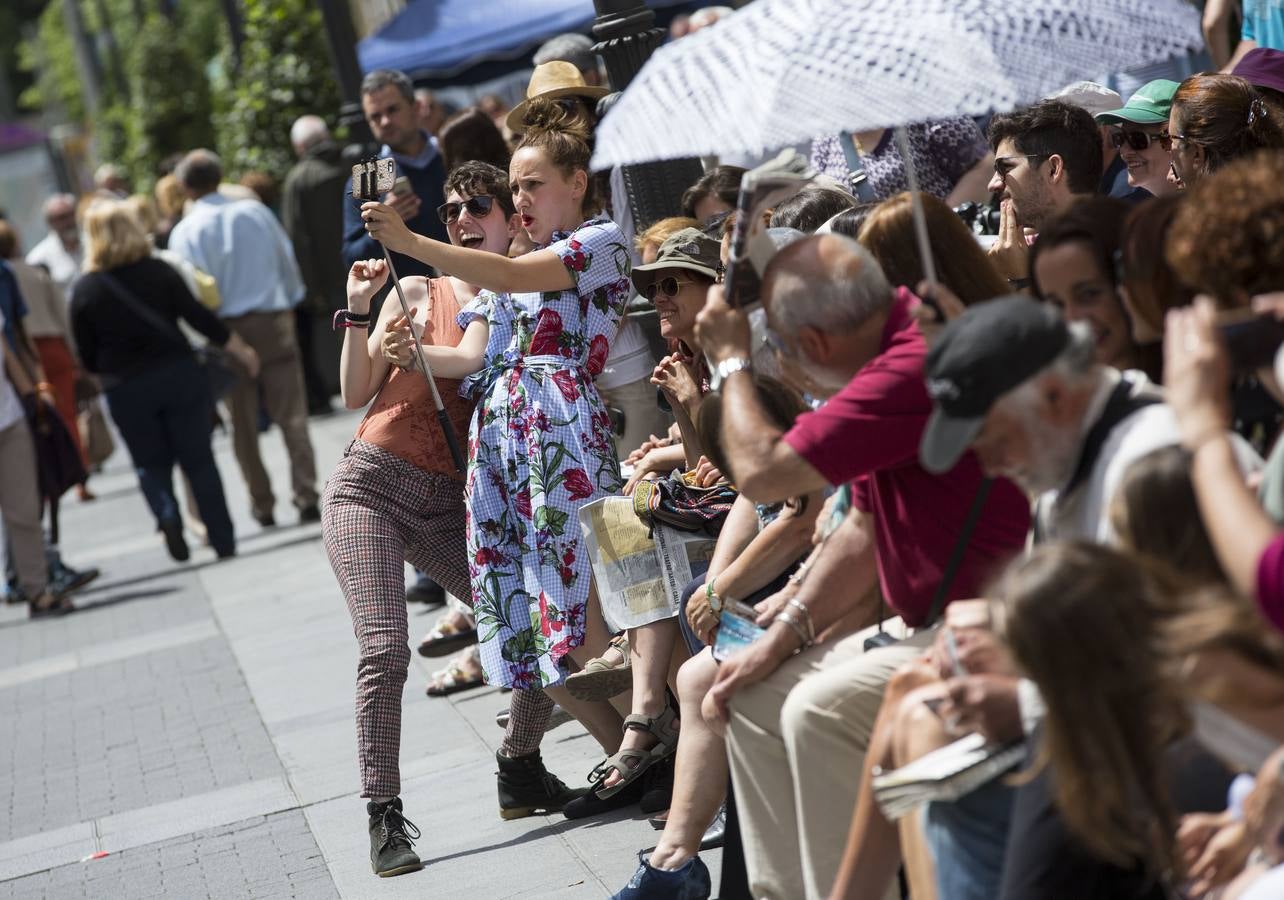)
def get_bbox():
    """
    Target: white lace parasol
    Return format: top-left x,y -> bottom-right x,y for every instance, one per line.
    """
593,0 -> 1204,168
